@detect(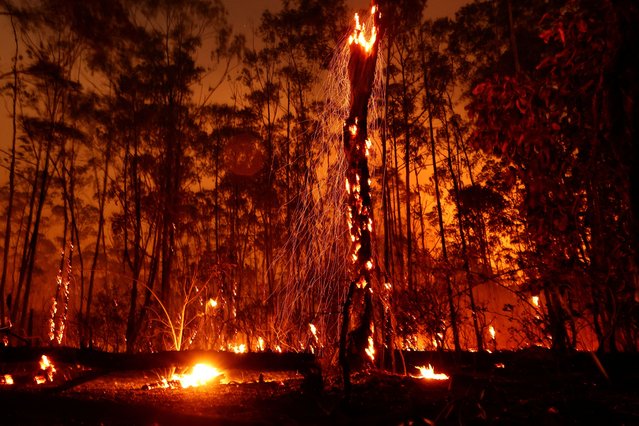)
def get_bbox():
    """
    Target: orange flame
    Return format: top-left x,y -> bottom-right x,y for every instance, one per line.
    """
309,323 -> 318,341
171,364 -> 222,389
1,374 -> 13,385
365,335 -> 375,361
348,12 -> 378,53
413,364 -> 449,381
35,355 -> 56,384
228,343 -> 247,353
